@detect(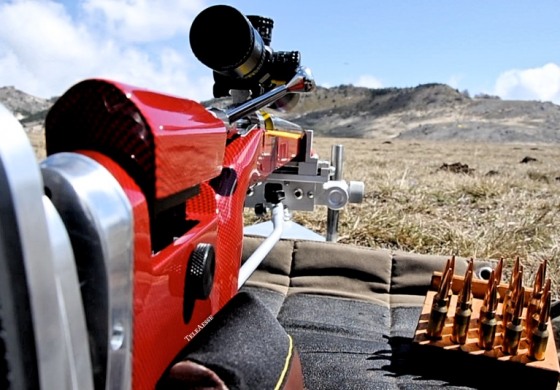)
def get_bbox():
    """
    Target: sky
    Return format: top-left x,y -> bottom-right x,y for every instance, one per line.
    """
0,0 -> 559,104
